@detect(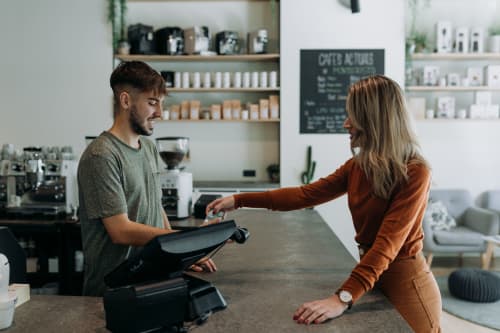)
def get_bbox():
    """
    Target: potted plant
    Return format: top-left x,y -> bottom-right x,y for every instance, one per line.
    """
406,0 -> 431,56
489,26 -> 500,53
108,0 -> 129,54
